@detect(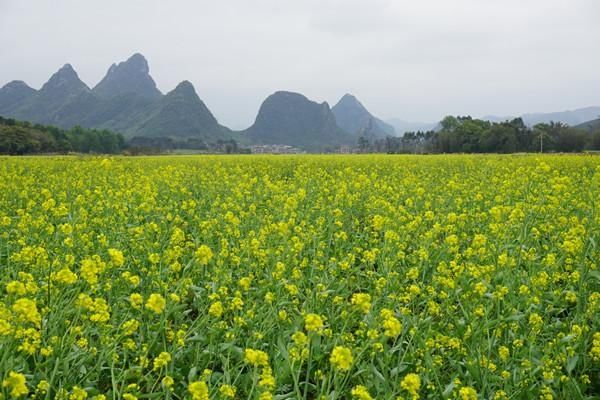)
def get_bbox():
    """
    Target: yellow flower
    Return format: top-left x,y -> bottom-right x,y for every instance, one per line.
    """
195,245 -> 213,266
153,351 -> 172,371
259,367 -> 276,389
148,253 -> 160,264
351,385 -> 373,400
70,386 -> 88,400
330,346 -> 353,371
459,386 -> 478,400
304,313 -> 325,332
2,371 -> 28,398
188,381 -> 209,400
244,348 -> 270,367
108,248 -> 125,267
493,390 -> 508,400
162,376 -> 174,390
146,293 -> 166,314
292,331 -> 308,346
52,267 -> 78,284
121,319 -> 139,336
12,298 -> 41,326
372,214 -> 386,231
590,332 -> 600,362
0,318 -> 13,336
528,313 -> 543,331
219,384 -> 236,398
351,293 -> 371,314
80,257 -> 104,286
208,301 -> 223,318
36,380 -> 50,394
6,281 -> 26,296
400,373 -> 421,399
382,315 -> 402,338
258,392 -> 273,400
129,293 -> 143,309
